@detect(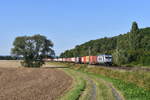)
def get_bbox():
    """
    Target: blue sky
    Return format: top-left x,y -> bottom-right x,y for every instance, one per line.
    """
0,0 -> 150,56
